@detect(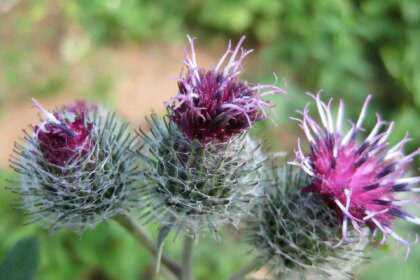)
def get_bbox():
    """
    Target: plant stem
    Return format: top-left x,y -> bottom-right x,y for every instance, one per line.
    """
114,214 -> 182,278
227,259 -> 260,280
180,235 -> 194,280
